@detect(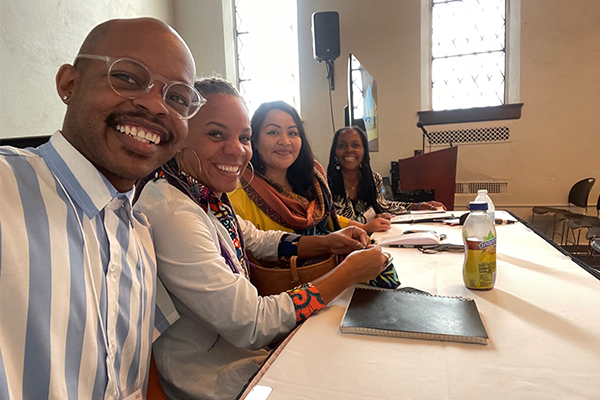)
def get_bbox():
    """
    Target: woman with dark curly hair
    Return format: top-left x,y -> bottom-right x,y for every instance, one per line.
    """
327,126 -> 446,224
